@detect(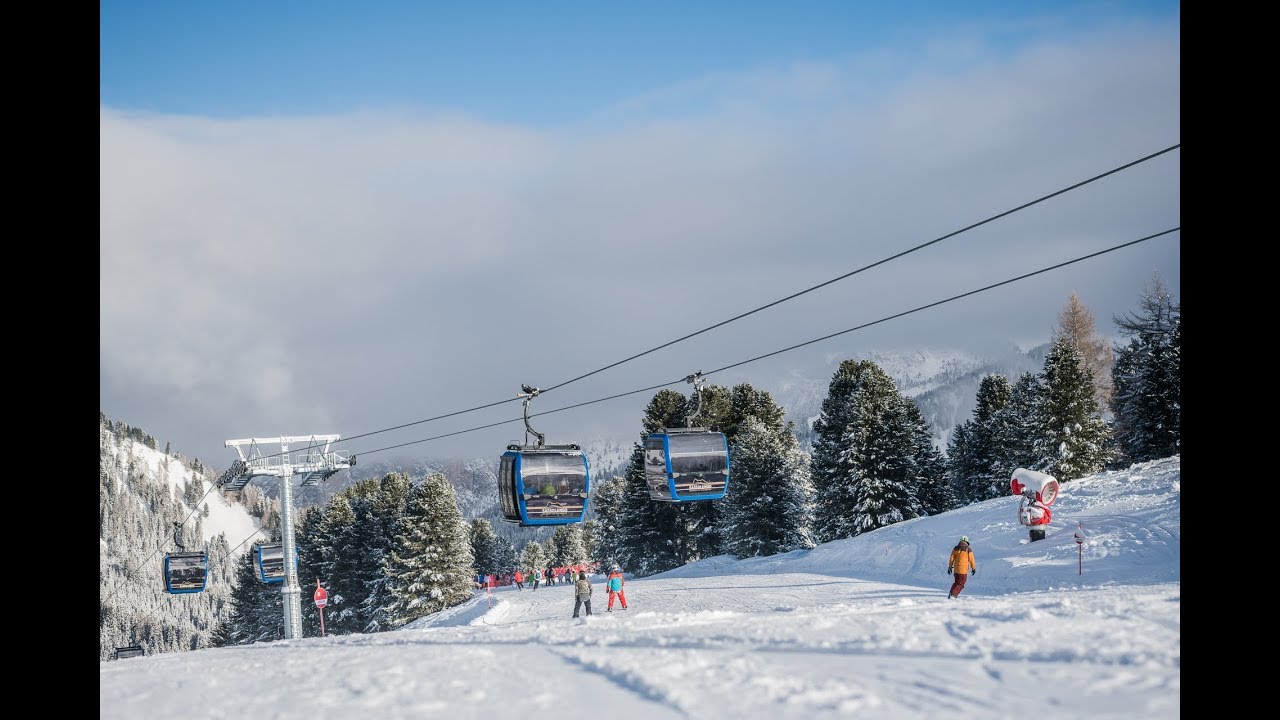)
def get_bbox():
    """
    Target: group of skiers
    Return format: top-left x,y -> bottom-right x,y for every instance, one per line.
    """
482,538 -> 978,613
